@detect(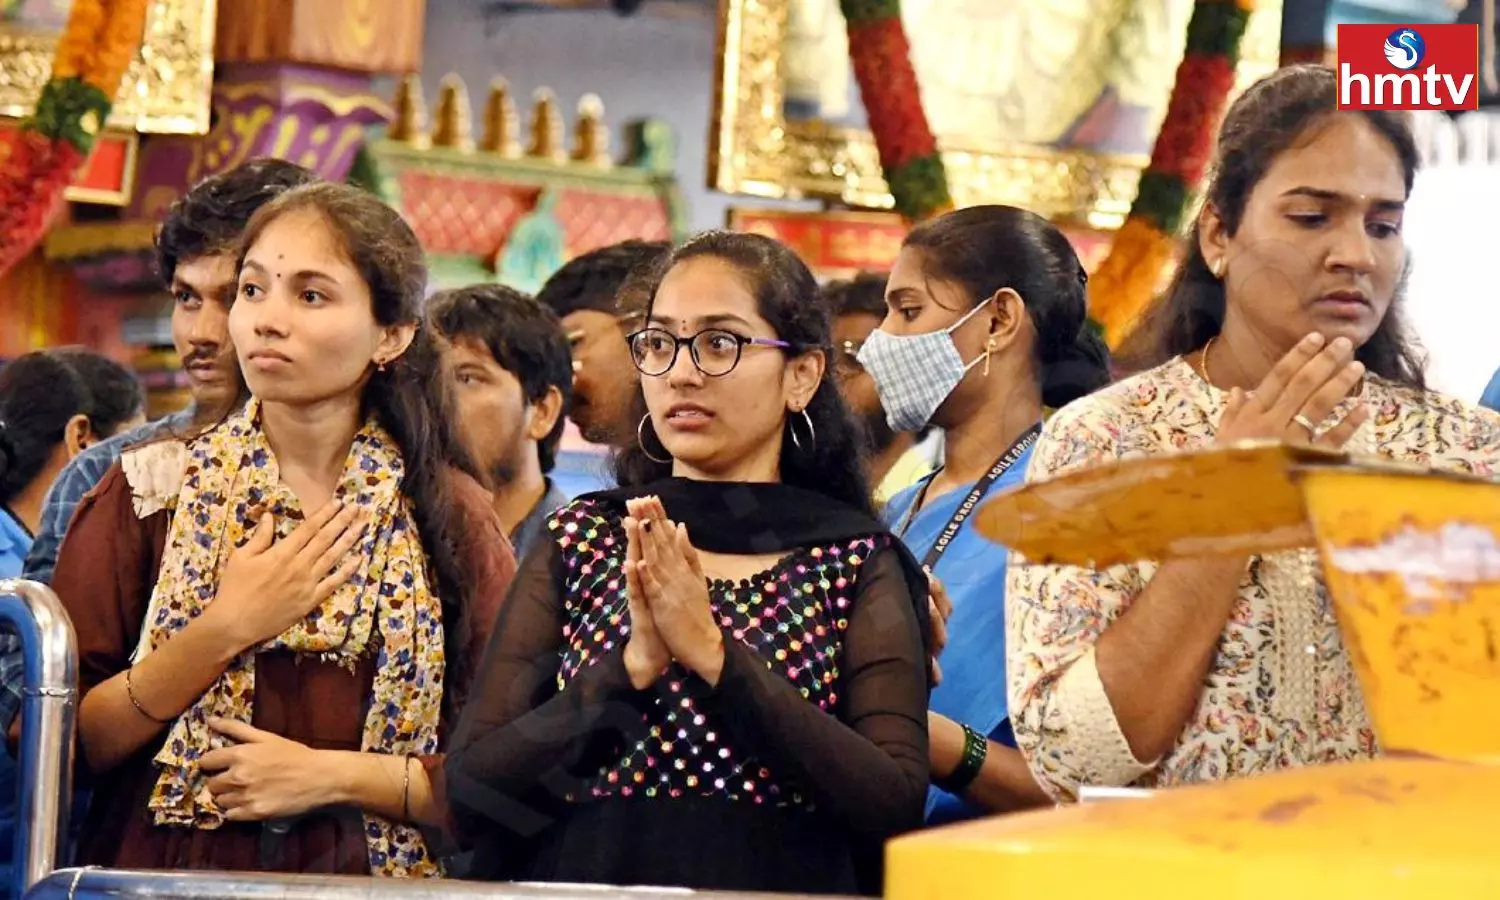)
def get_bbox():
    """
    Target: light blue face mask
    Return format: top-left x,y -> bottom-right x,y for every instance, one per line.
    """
856,299 -> 992,433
